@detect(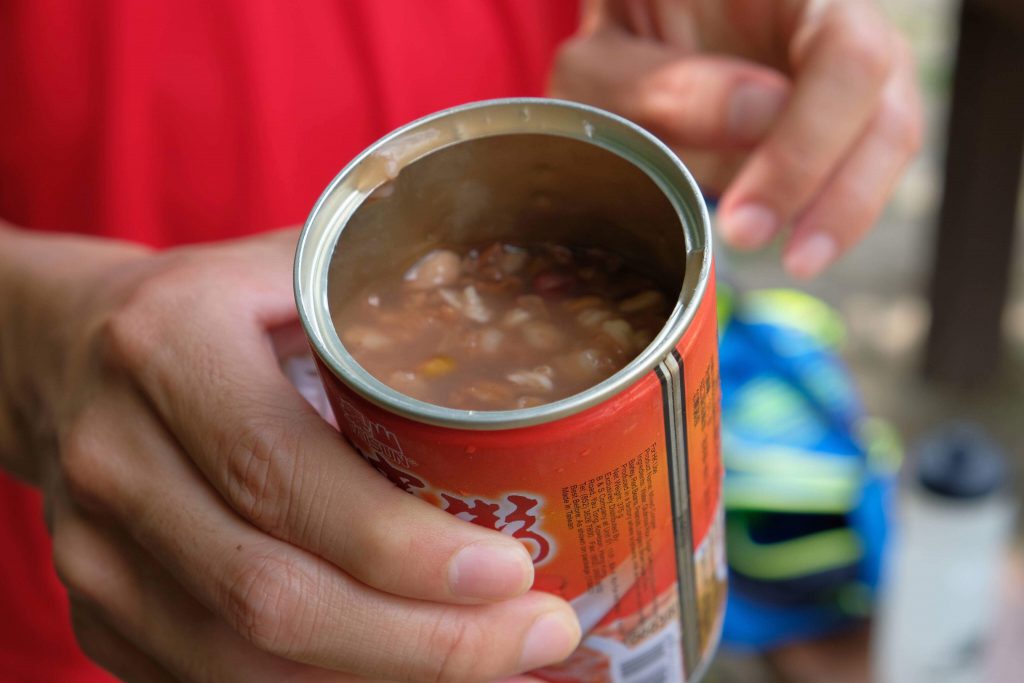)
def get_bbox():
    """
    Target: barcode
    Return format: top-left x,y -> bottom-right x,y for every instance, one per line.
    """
620,634 -> 674,683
